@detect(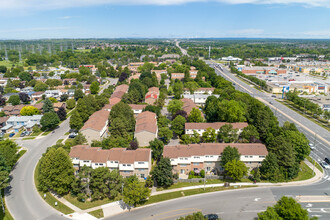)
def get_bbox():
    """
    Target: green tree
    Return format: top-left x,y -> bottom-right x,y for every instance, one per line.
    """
123,175 -> 150,207
220,146 -> 240,167
43,98 -> 54,113
217,124 -> 238,143
70,110 -> 84,130
110,117 -> 129,139
0,140 -> 18,168
241,125 -> 260,142
110,102 -> 135,132
180,134 -> 192,144
19,72 -> 32,82
224,159 -> 248,181
173,80 -> 184,99
158,127 -> 173,144
20,106 -> 40,116
158,115 -> 170,128
258,207 -> 282,220
171,115 -> 186,136
188,108 -> 204,123
8,95 -> 20,105
167,99 -> 183,115
184,81 -> 199,94
149,138 -> 164,161
217,100 -> 246,122
259,153 -> 281,181
0,155 -> 10,191
34,81 -> 48,92
40,112 -> 60,129
74,89 -> 85,101
177,212 -> 207,220
90,81 -> 100,94
202,127 -> 217,143
282,130 -> 310,163
38,147 -> 75,195
152,157 -> 173,188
